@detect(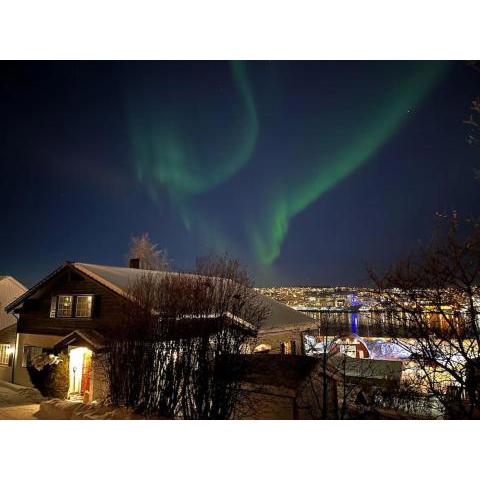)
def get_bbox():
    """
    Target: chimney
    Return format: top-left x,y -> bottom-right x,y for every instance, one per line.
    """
129,258 -> 140,269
